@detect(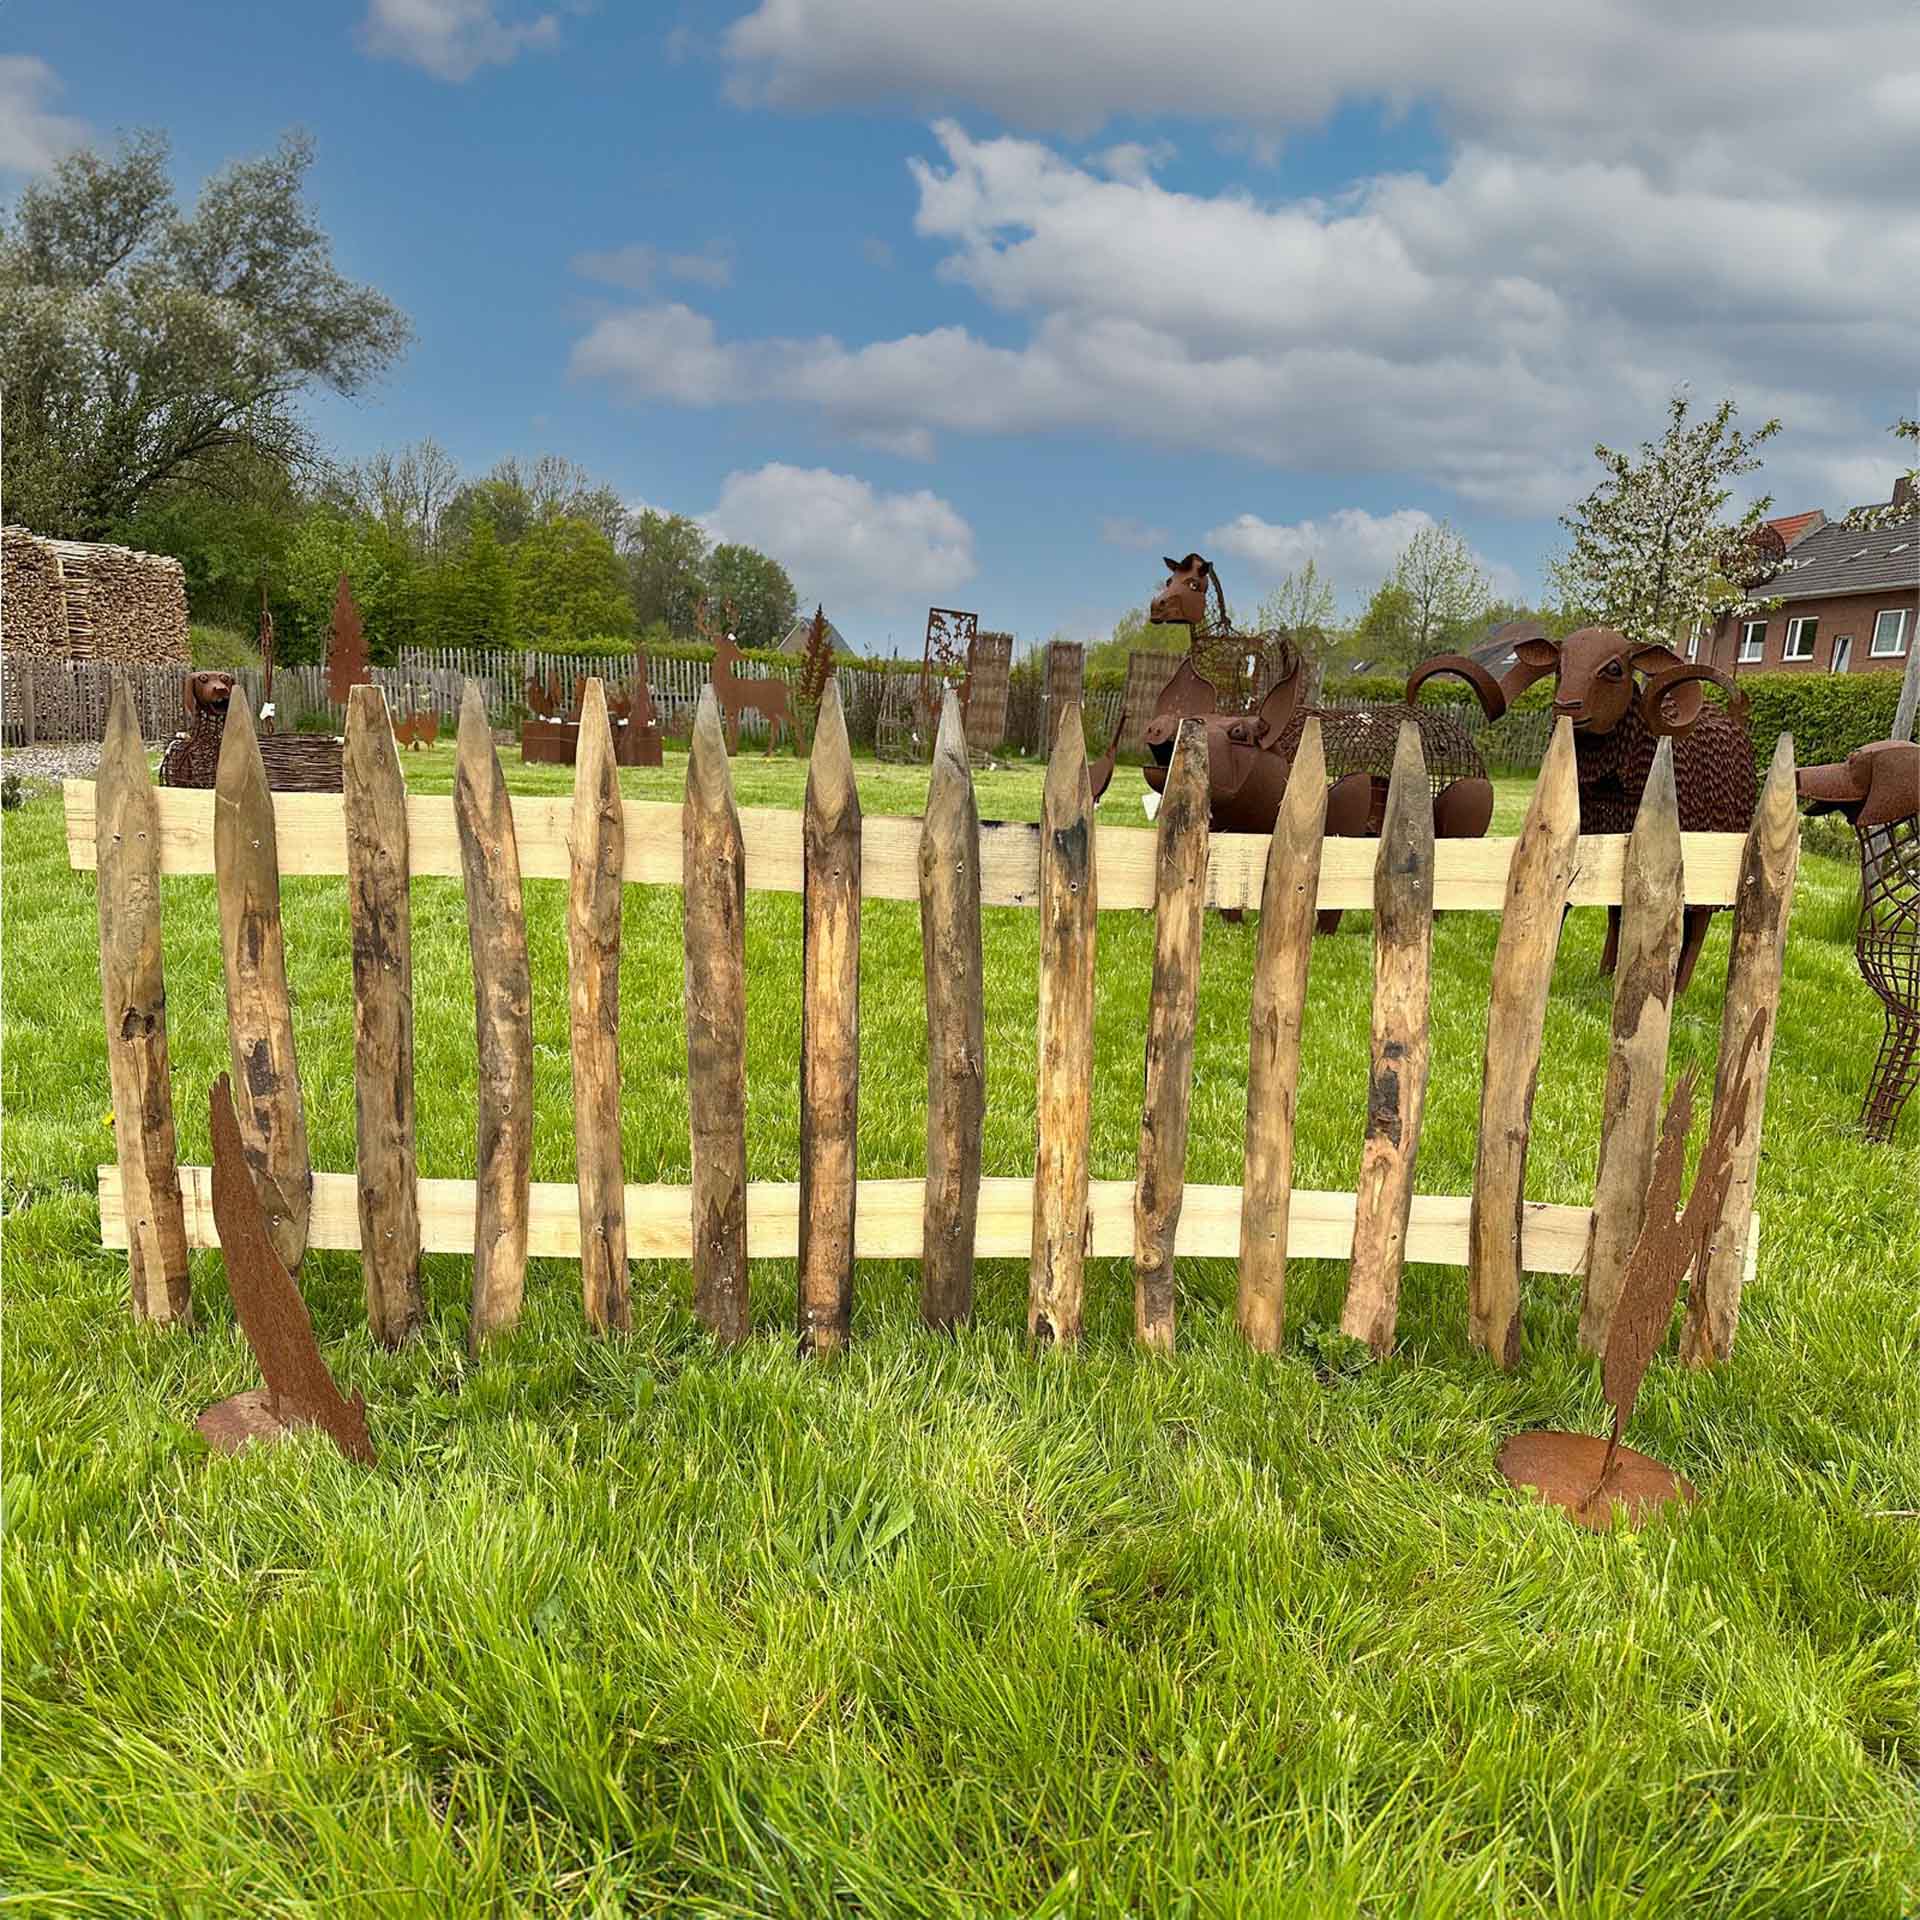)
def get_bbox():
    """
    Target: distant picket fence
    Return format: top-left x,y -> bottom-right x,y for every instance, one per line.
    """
68,674 -> 1795,1369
